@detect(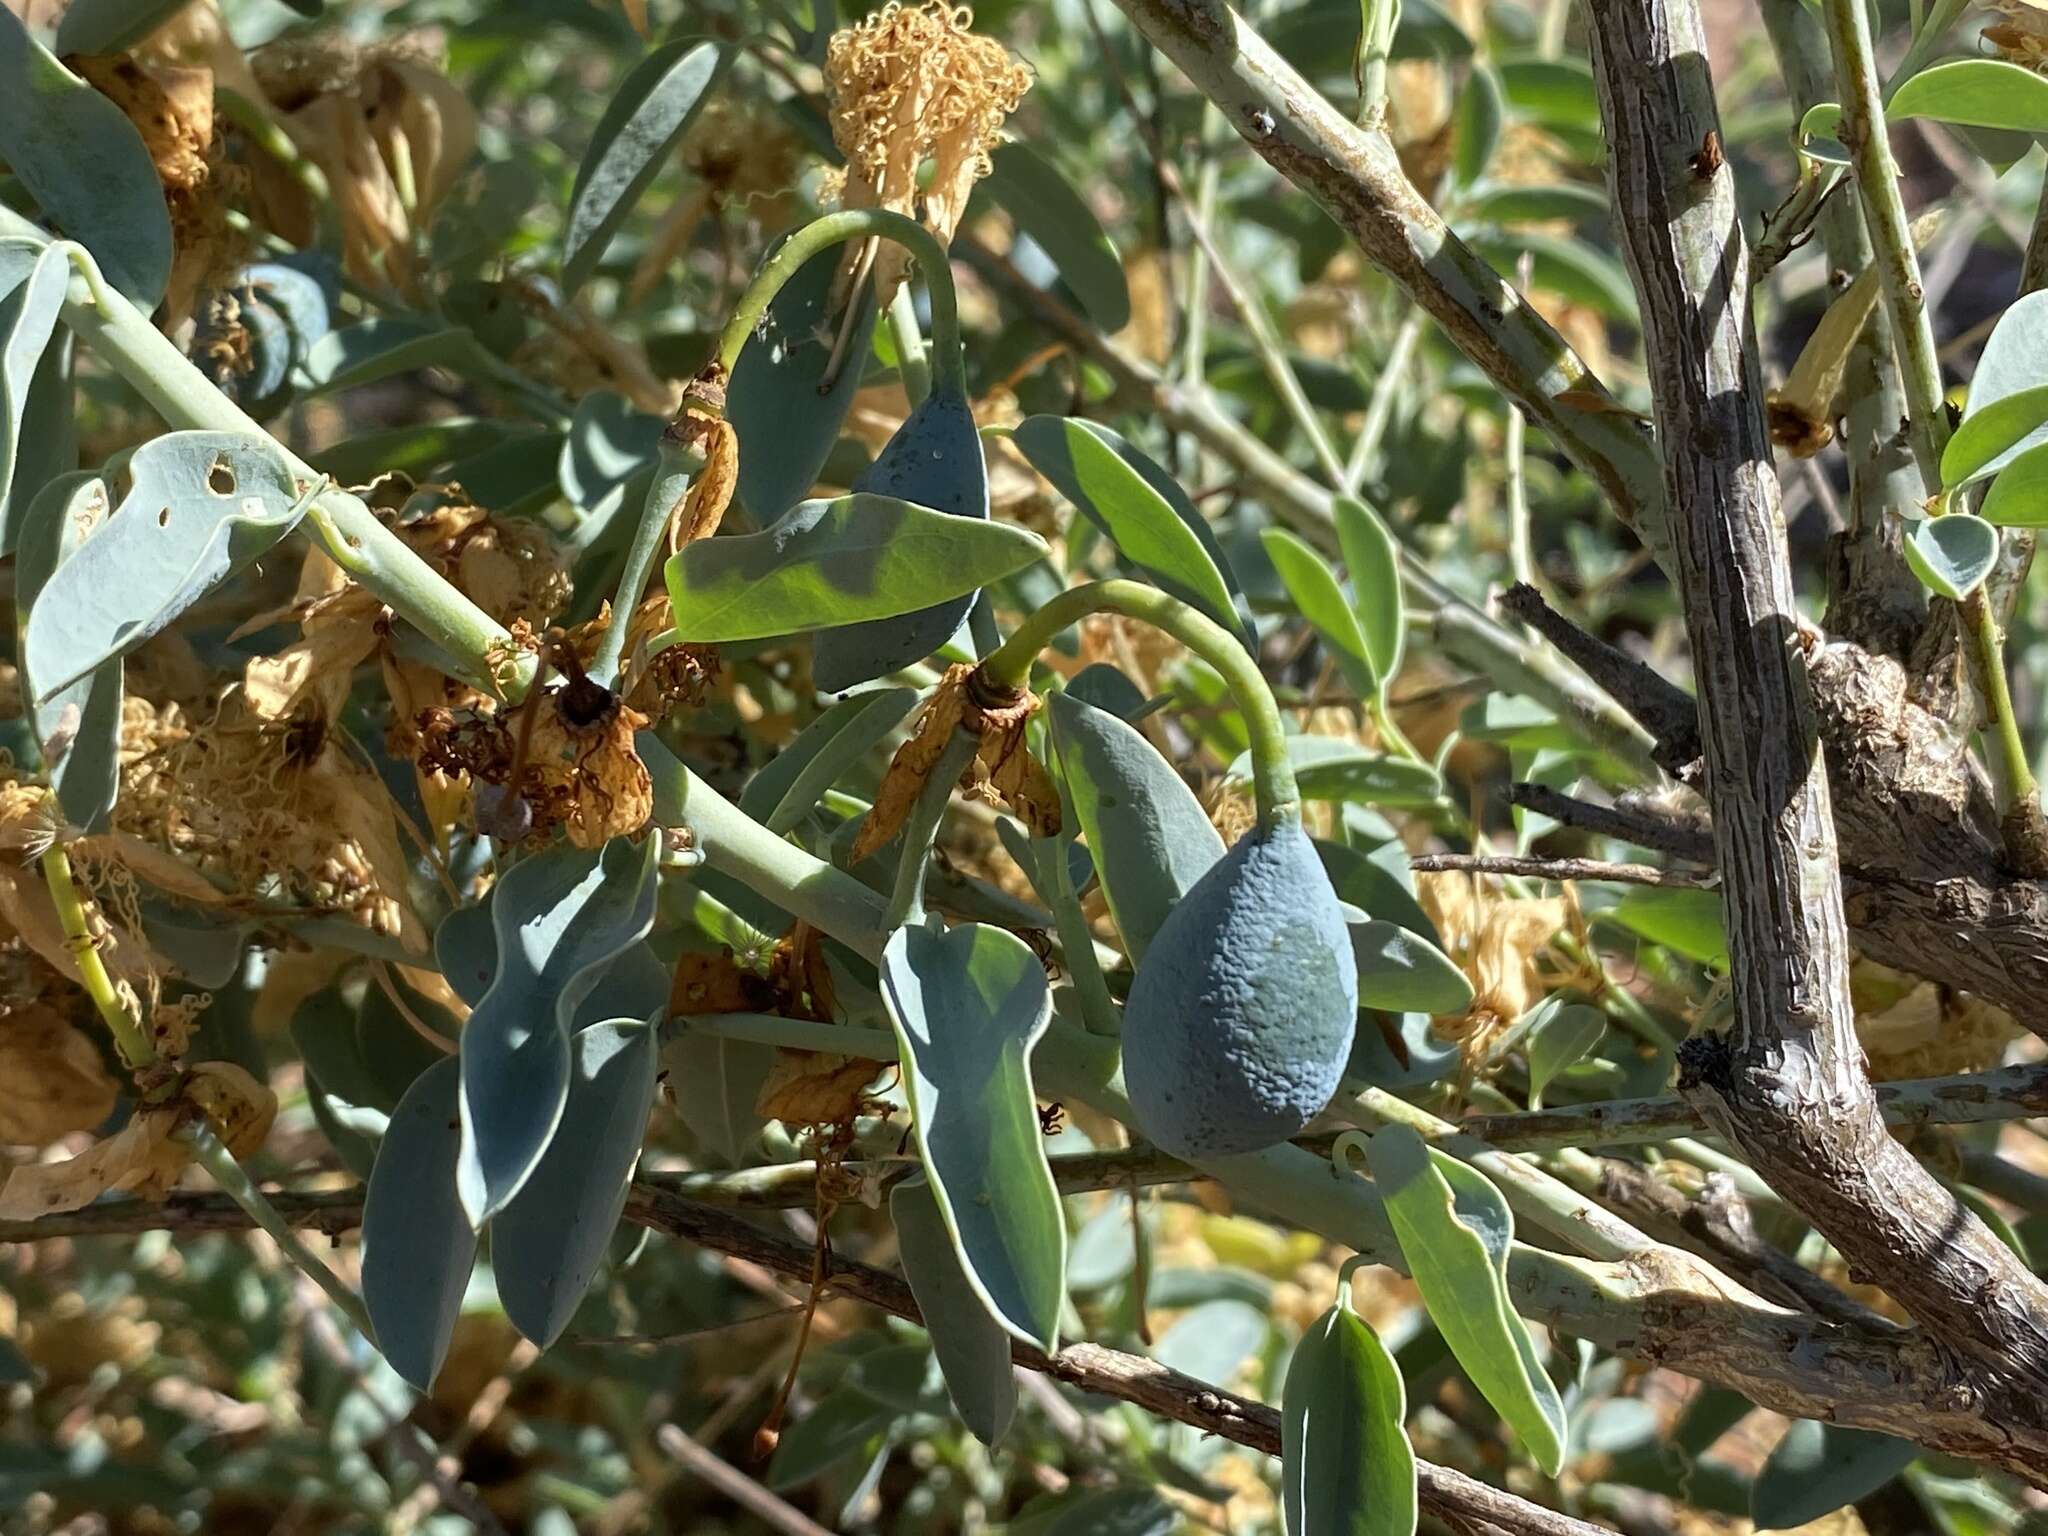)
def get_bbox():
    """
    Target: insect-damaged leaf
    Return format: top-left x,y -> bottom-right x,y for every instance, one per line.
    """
881,920 -> 1066,1351
24,431 -> 308,701
457,833 -> 660,1226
